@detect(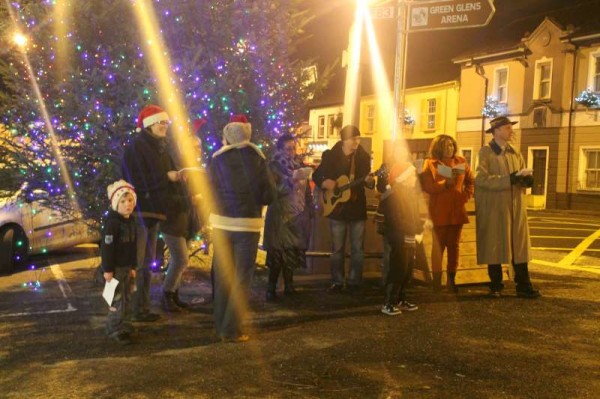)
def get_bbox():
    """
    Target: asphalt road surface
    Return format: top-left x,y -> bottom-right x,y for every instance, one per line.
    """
1,212 -> 599,398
